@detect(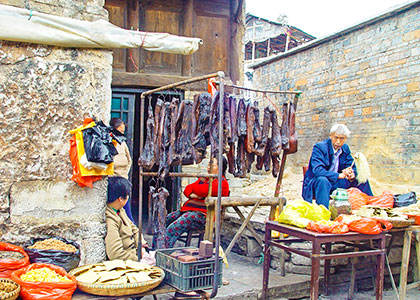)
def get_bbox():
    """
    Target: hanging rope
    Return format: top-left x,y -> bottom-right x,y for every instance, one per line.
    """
263,92 -> 282,116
